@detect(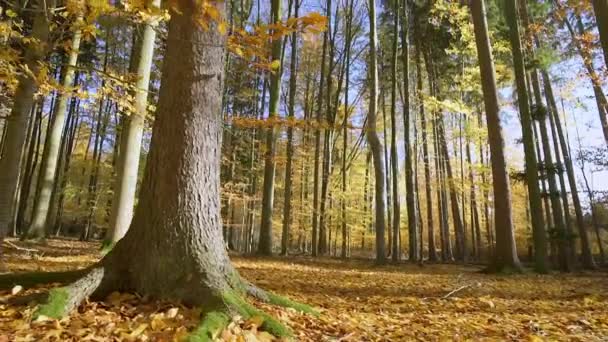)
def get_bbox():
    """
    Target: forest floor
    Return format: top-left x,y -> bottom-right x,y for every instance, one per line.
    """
1,239 -> 608,341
